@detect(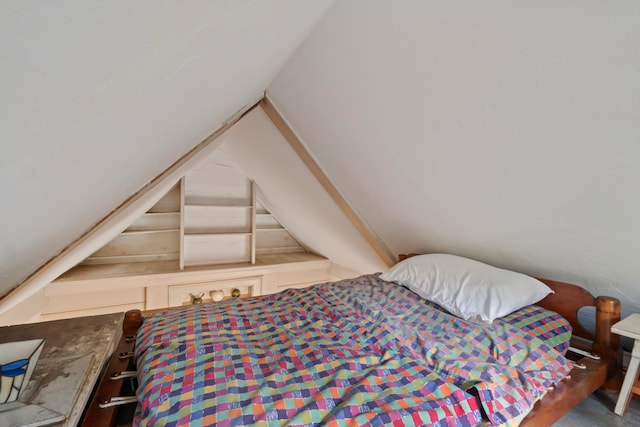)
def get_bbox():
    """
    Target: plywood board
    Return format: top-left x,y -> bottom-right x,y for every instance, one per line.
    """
256,214 -> 282,229
40,303 -> 143,321
183,234 -> 251,266
90,230 -> 179,257
255,229 -> 303,250
277,267 -> 330,286
184,205 -> 251,233
148,184 -> 180,213
127,212 -> 180,231
43,288 -> 145,314
183,183 -> 251,206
